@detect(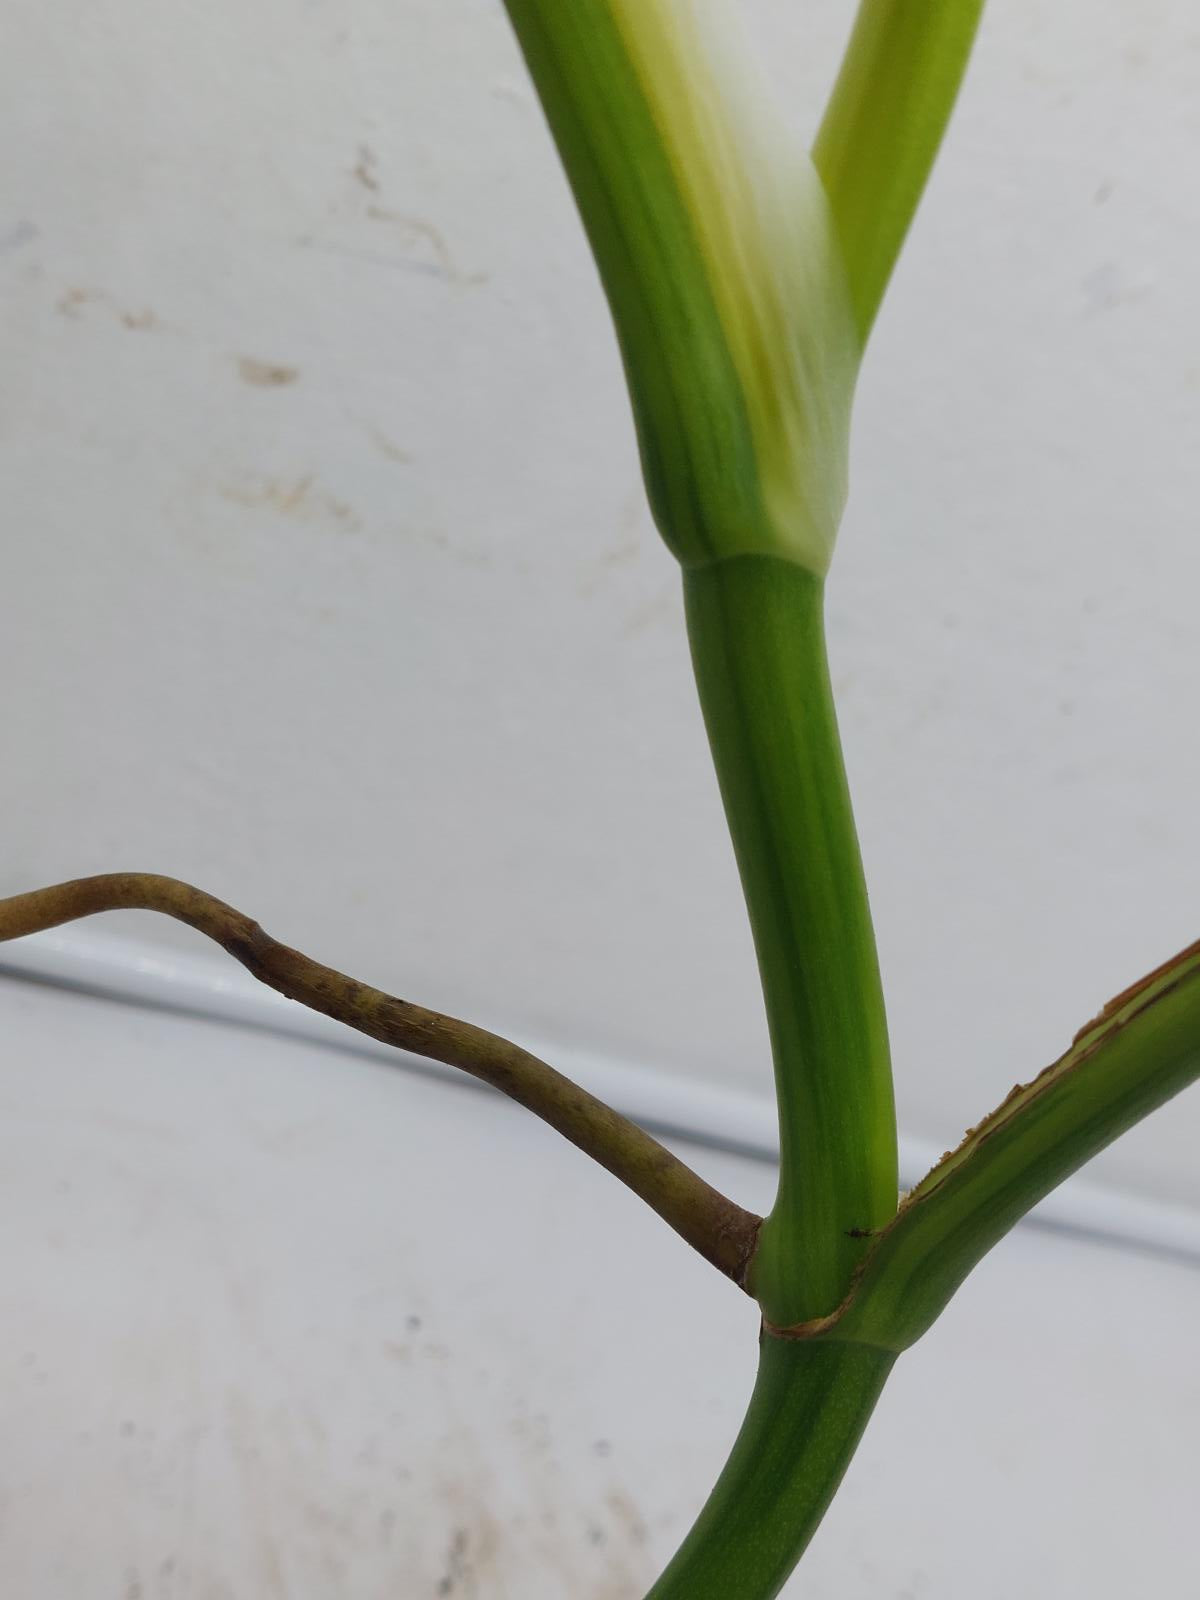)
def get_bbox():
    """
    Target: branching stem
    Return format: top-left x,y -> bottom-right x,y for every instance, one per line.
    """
0,873 -> 762,1285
